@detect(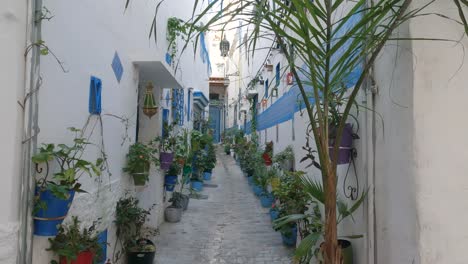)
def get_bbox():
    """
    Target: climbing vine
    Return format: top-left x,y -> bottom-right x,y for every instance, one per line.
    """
166,17 -> 189,63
